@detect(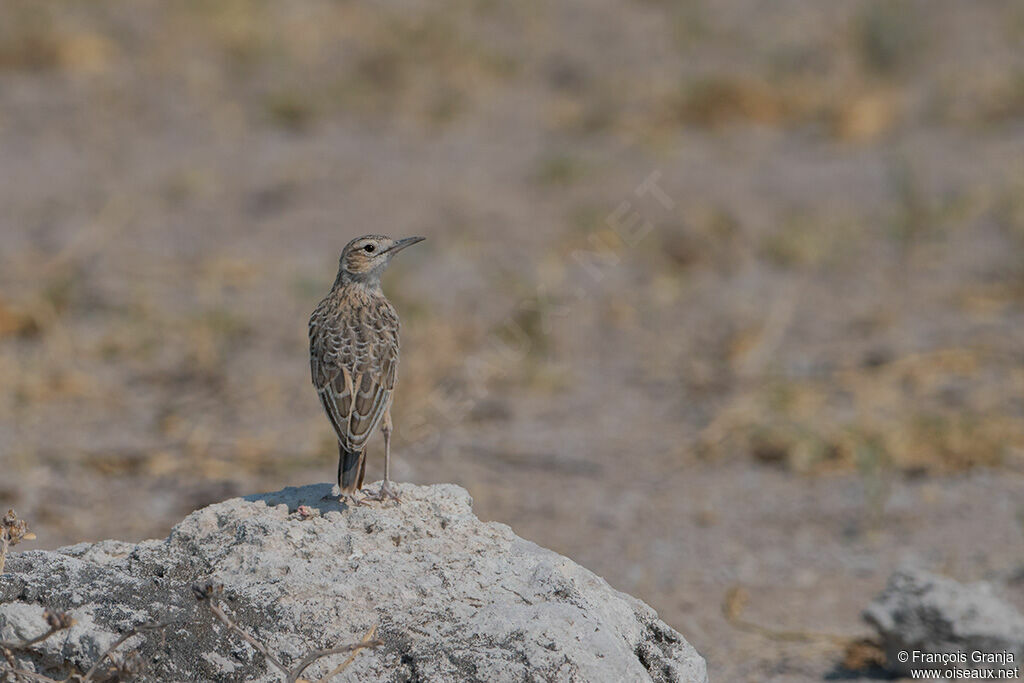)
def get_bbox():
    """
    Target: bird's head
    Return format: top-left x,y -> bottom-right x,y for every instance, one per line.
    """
336,234 -> 425,287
